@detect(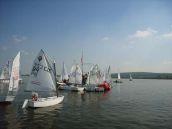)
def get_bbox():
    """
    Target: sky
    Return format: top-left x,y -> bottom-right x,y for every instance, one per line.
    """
0,0 -> 172,74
